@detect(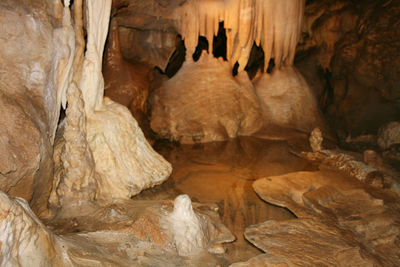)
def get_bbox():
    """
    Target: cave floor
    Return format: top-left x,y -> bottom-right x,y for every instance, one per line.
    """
44,136 -> 317,265
133,136 -> 317,263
